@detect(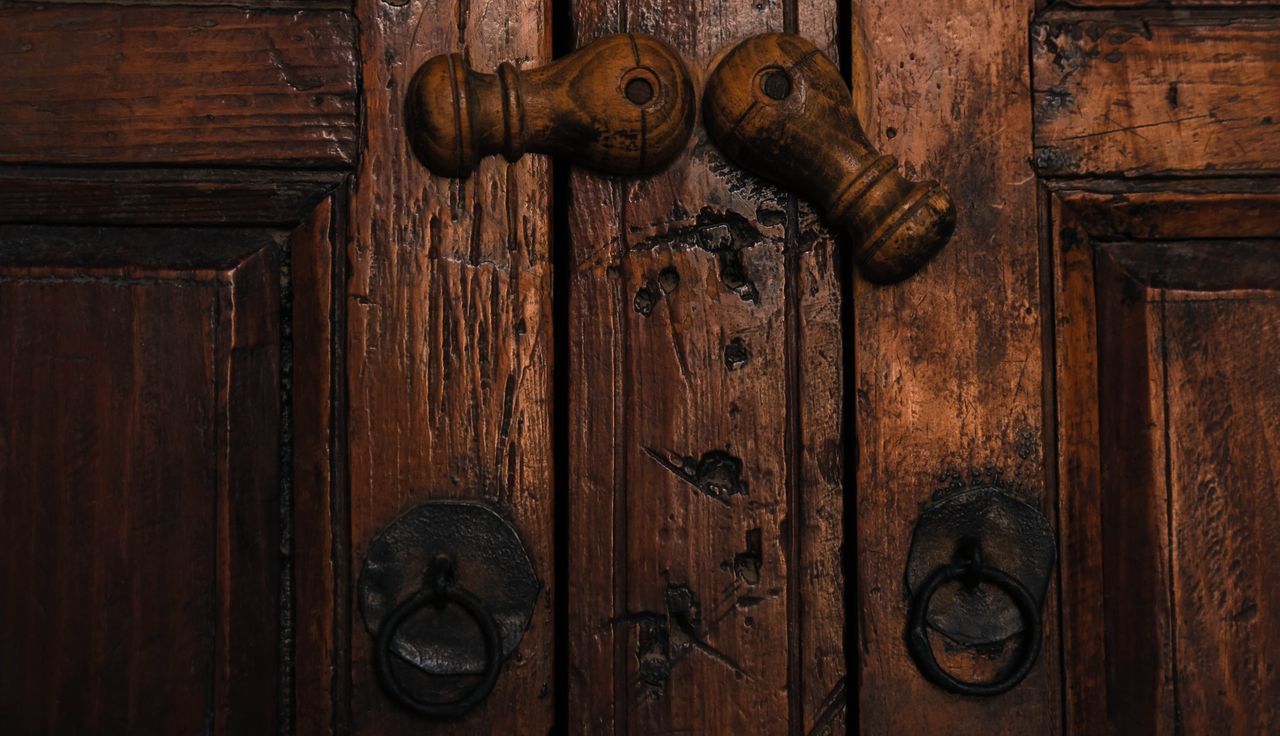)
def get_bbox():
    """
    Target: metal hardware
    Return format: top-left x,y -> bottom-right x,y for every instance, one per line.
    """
903,486 -> 1055,696
374,556 -> 503,717
359,501 -> 539,717
906,540 -> 1042,696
